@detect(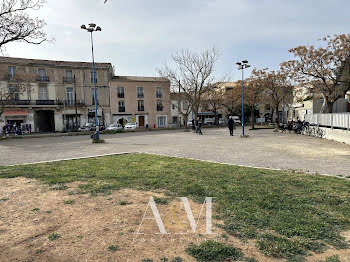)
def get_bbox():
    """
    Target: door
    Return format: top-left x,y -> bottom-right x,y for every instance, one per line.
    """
139,116 -> 145,127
